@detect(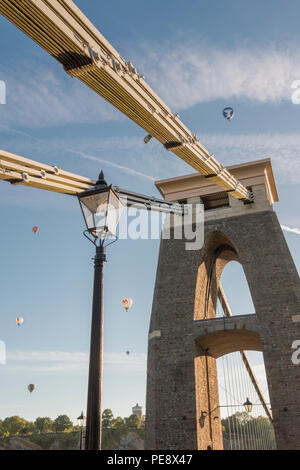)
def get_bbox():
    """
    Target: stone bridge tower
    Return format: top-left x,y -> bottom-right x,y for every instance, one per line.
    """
145,159 -> 300,450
